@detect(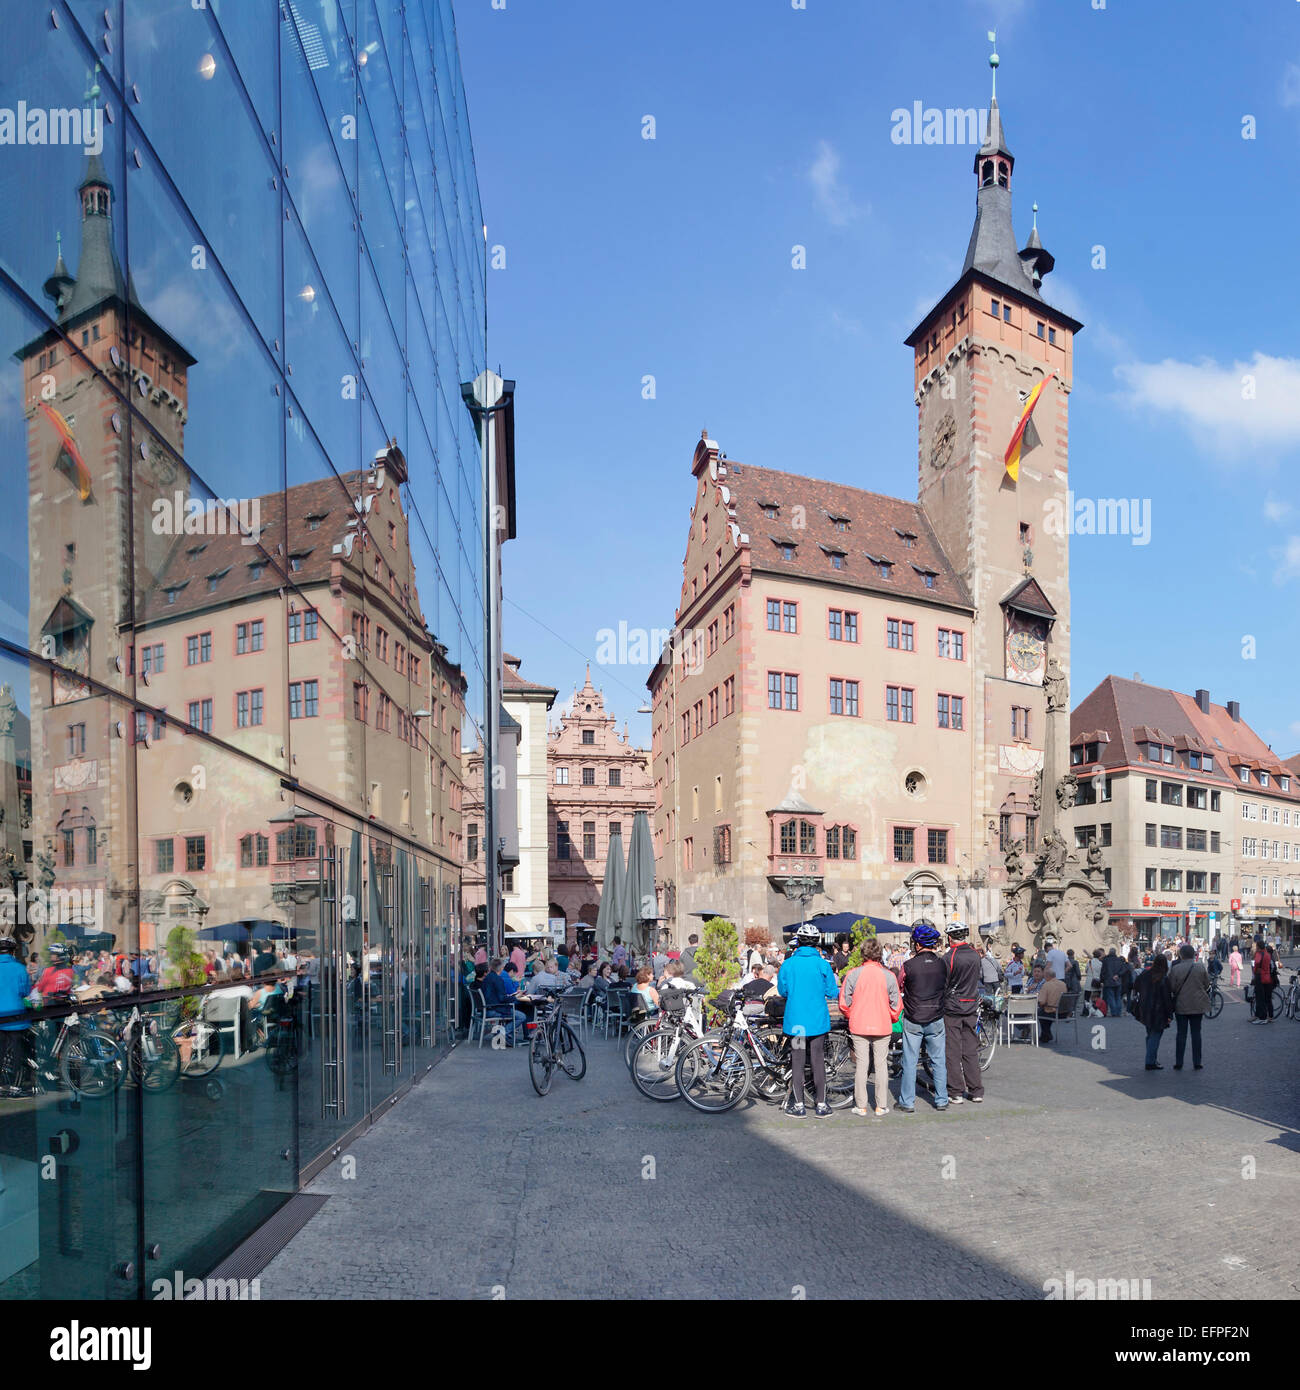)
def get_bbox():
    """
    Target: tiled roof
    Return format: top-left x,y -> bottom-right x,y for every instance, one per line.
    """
723,461 -> 973,611
138,466 -> 427,635
1071,675 -> 1300,801
502,659 -> 557,700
